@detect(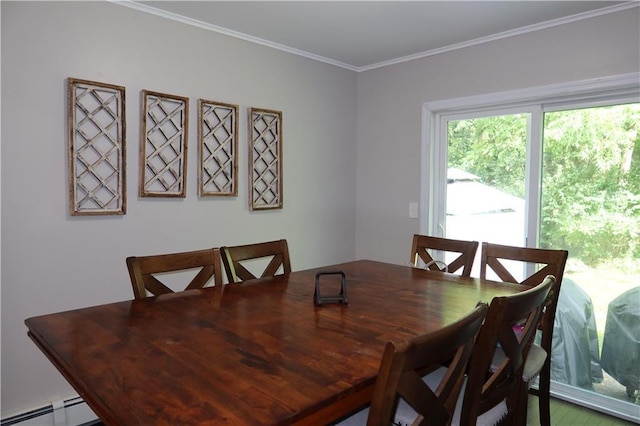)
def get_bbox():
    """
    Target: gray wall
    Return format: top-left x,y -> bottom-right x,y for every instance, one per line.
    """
1,1 -> 357,415
355,8 -> 640,264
